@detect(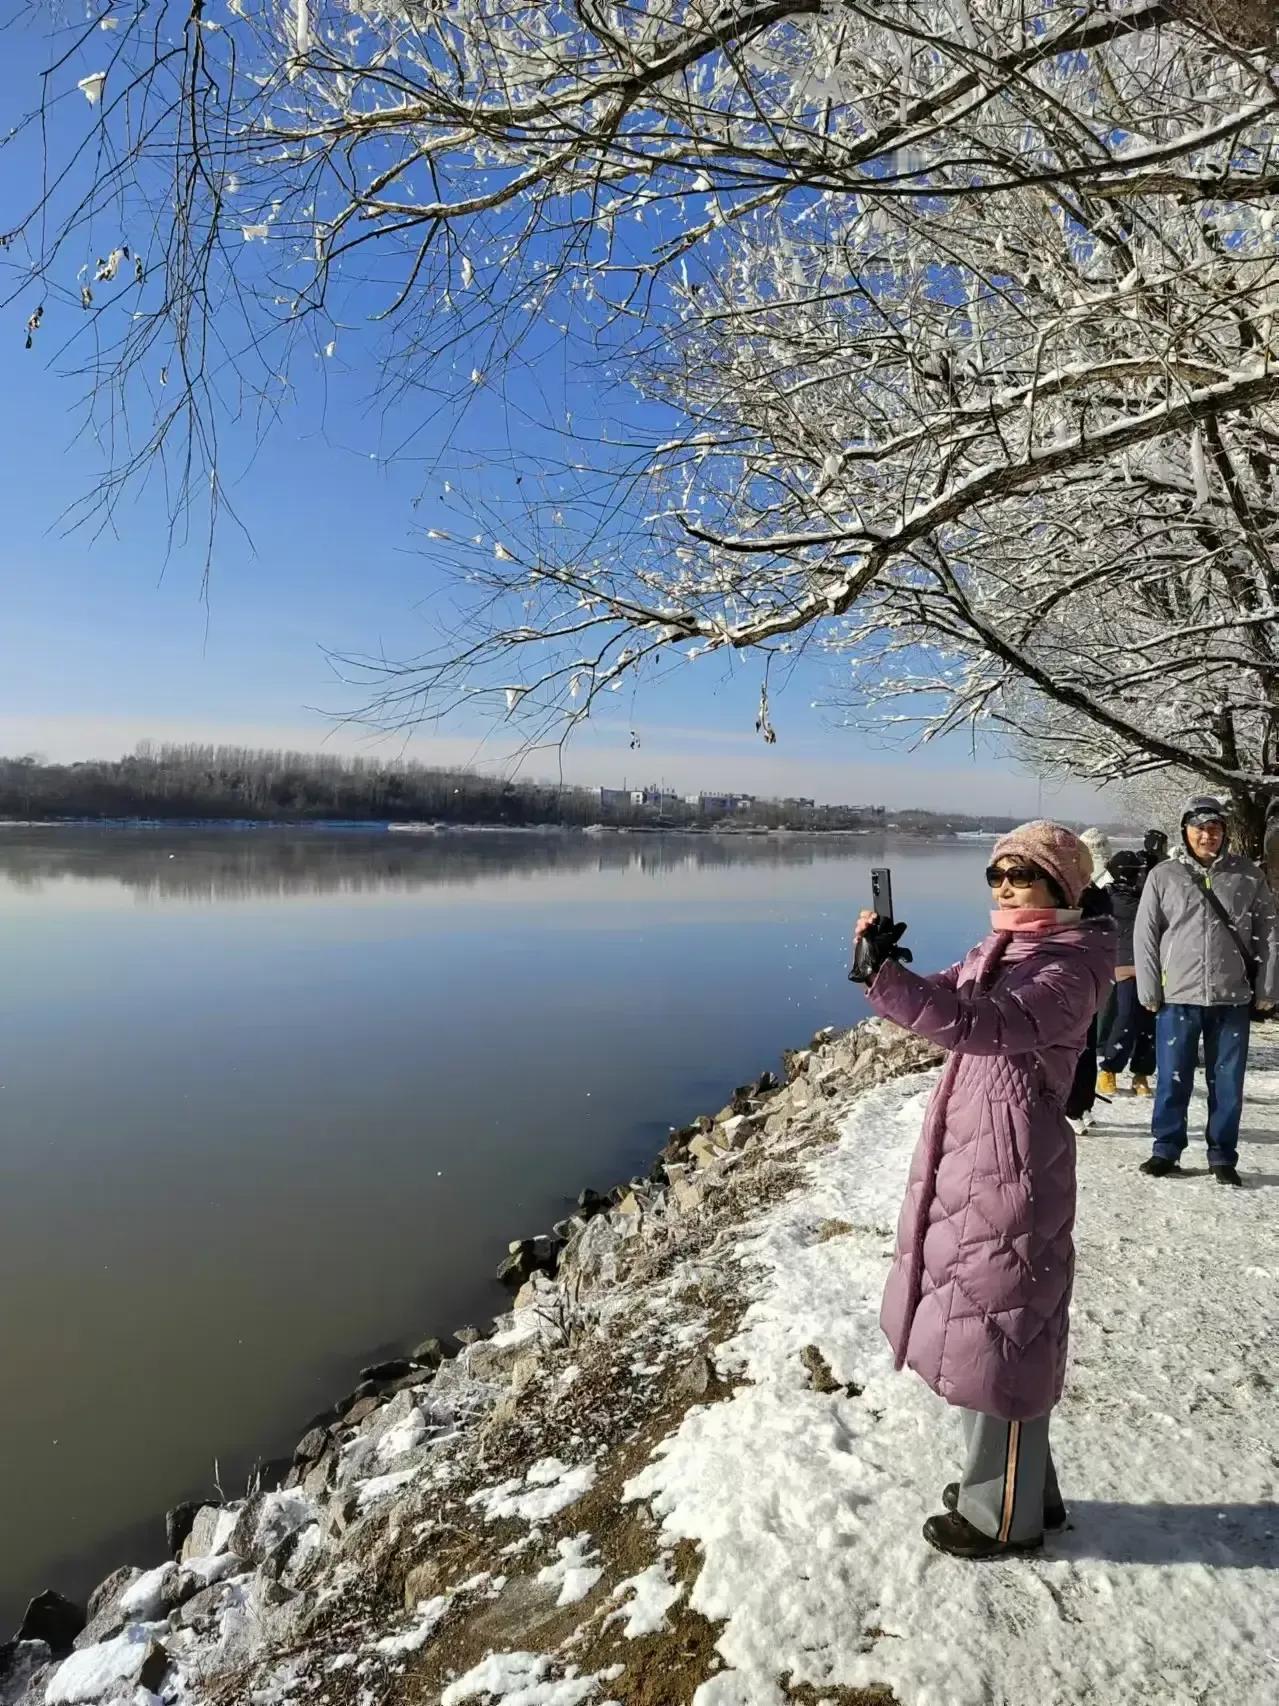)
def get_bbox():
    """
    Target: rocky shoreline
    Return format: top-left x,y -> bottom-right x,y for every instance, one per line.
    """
0,1018 -> 942,1706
